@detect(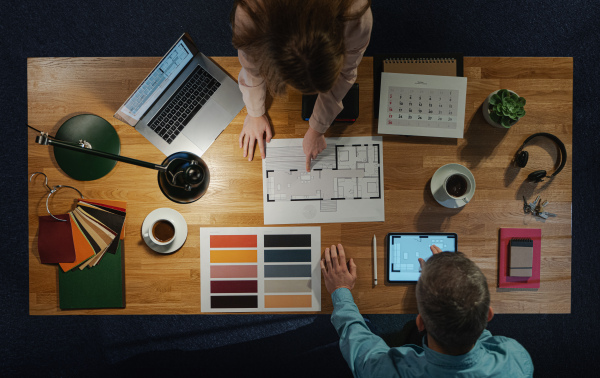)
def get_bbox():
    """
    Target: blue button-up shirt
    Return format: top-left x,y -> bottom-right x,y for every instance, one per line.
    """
331,288 -> 533,377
